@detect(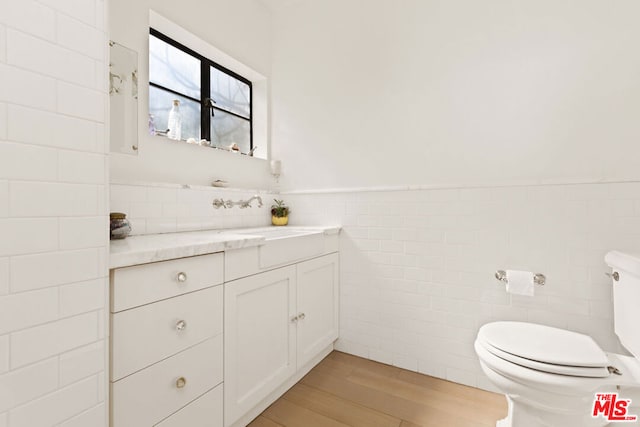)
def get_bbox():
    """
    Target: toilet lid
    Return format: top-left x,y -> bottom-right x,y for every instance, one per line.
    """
478,321 -> 609,369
